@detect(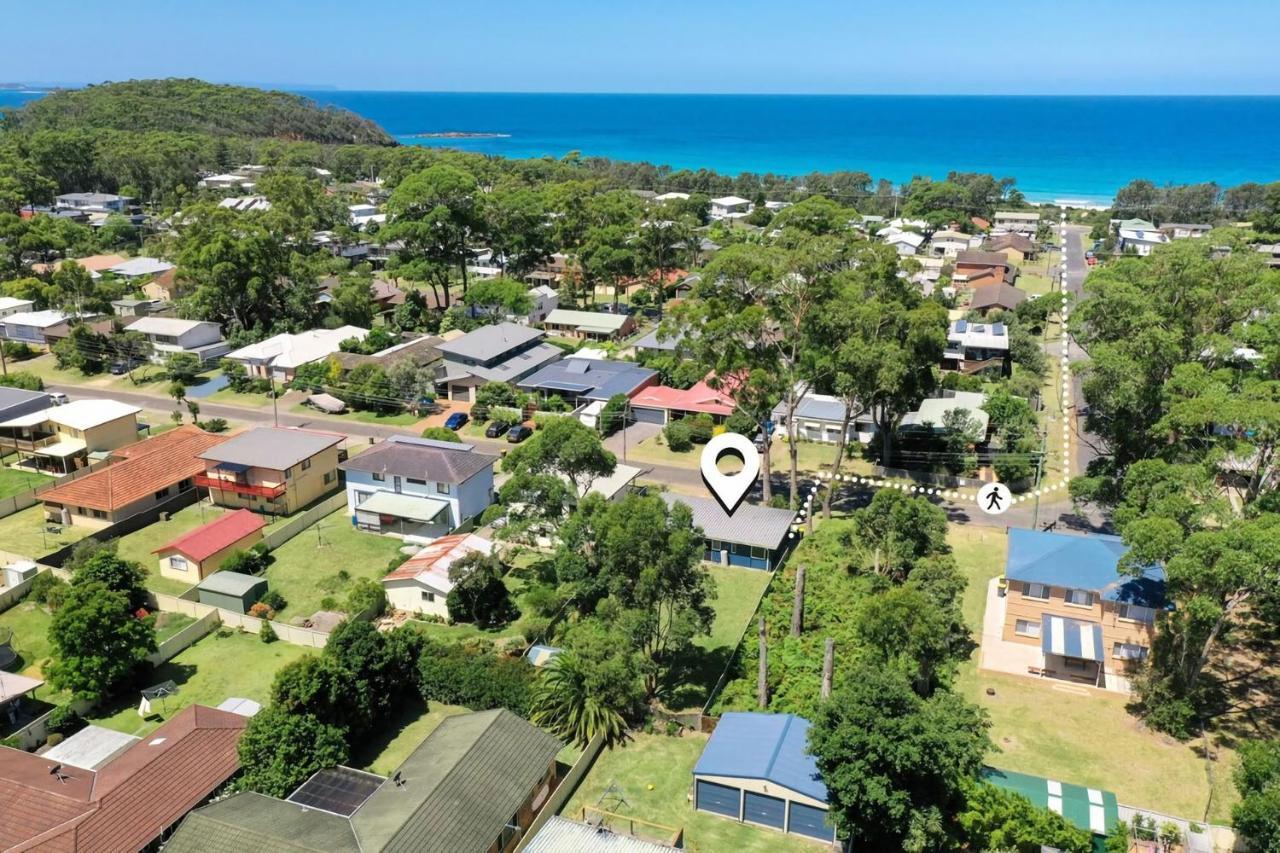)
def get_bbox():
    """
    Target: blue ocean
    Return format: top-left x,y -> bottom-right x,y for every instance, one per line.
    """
6,89 -> 1280,203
